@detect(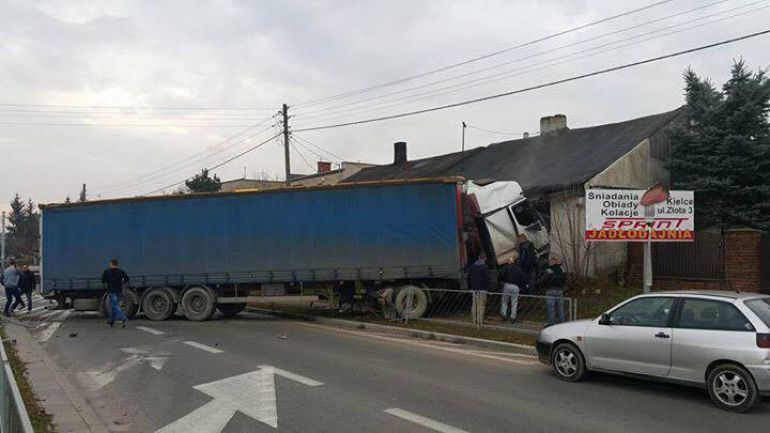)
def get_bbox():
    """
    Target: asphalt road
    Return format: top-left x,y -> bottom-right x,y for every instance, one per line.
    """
23,306 -> 770,433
